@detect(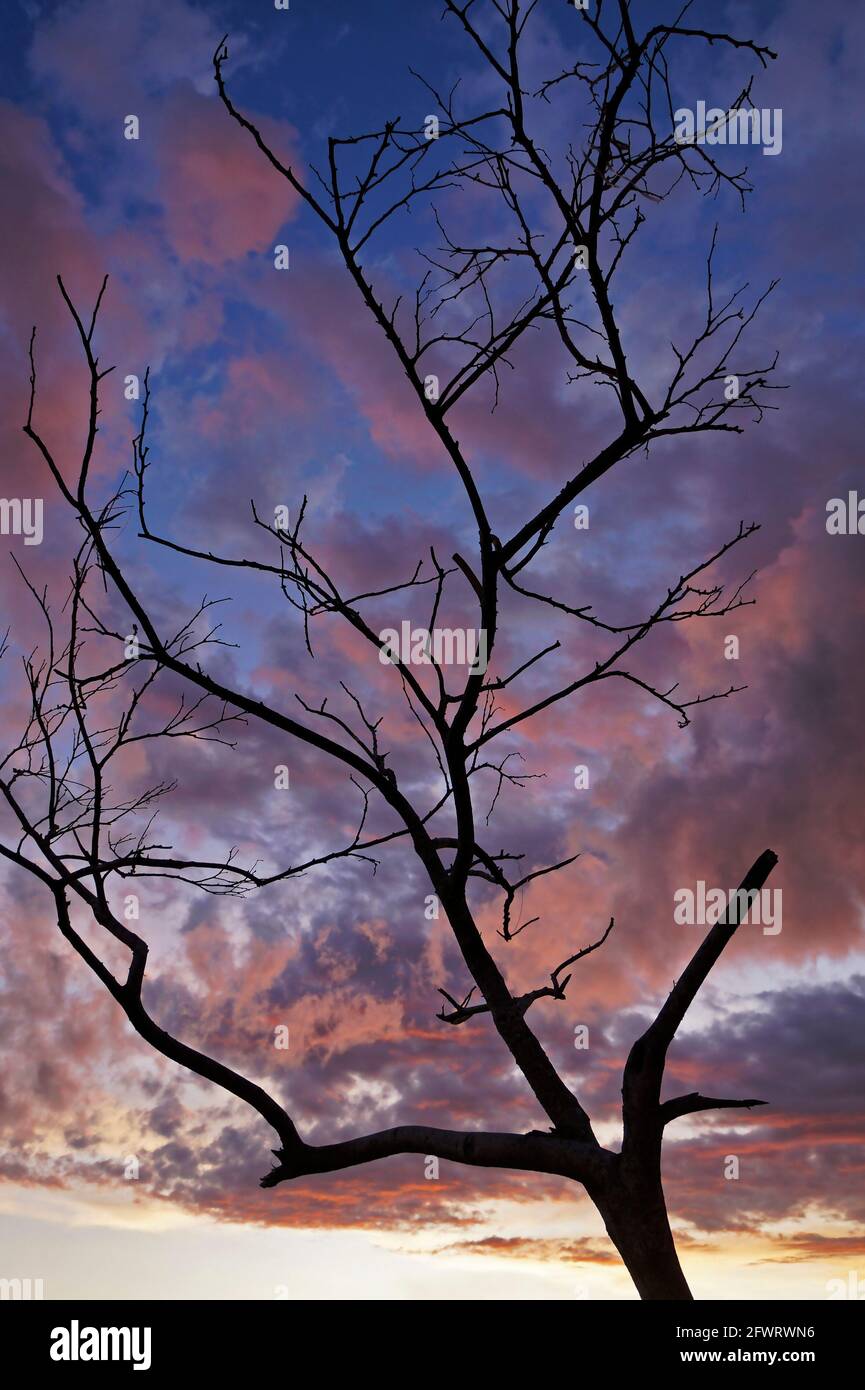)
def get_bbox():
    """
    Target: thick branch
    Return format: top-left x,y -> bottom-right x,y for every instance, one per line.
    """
622,848 -> 778,1157
660,1093 -> 768,1126
261,1124 -> 612,1188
